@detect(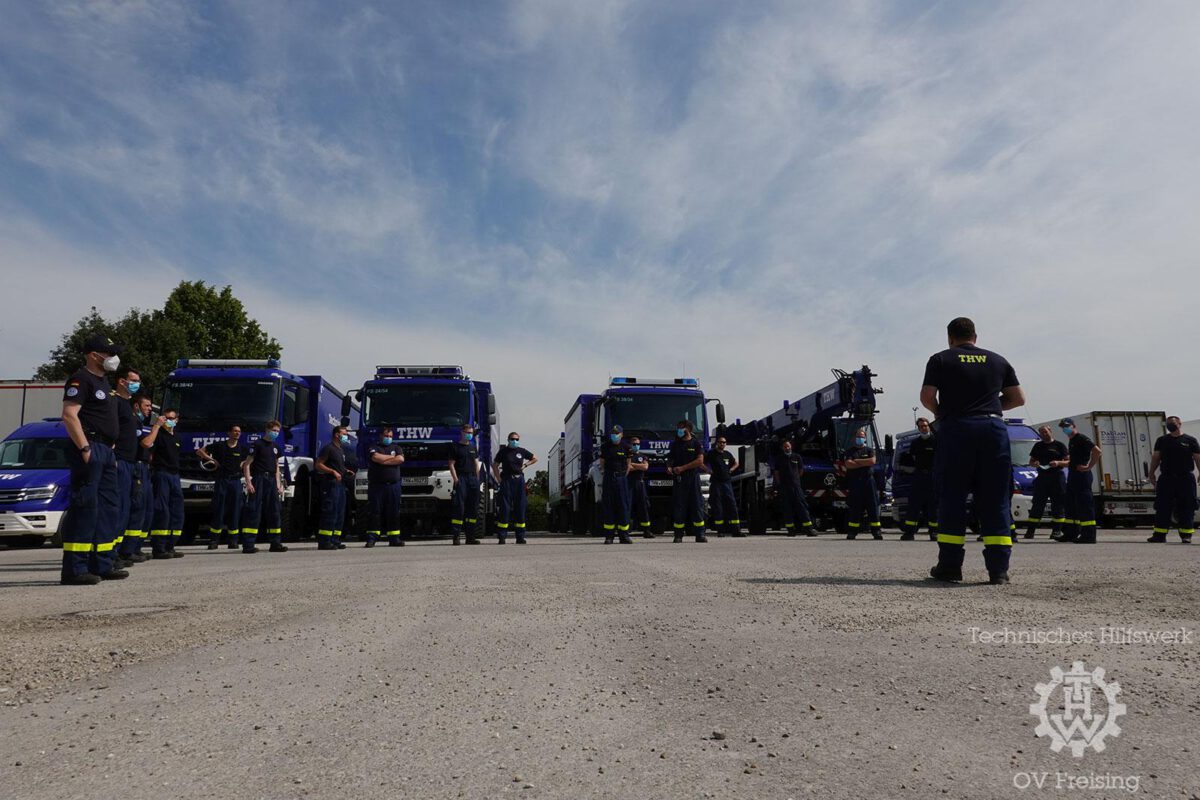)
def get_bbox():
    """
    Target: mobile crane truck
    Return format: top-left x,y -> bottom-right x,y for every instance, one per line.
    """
721,367 -> 887,535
